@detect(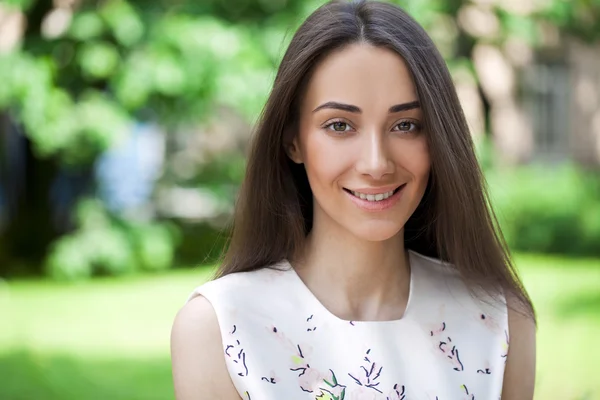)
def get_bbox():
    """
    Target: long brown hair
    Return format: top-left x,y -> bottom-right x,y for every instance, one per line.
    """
215,0 -> 534,318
